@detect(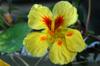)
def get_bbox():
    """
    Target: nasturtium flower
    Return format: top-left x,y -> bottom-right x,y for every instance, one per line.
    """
23,1 -> 86,65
